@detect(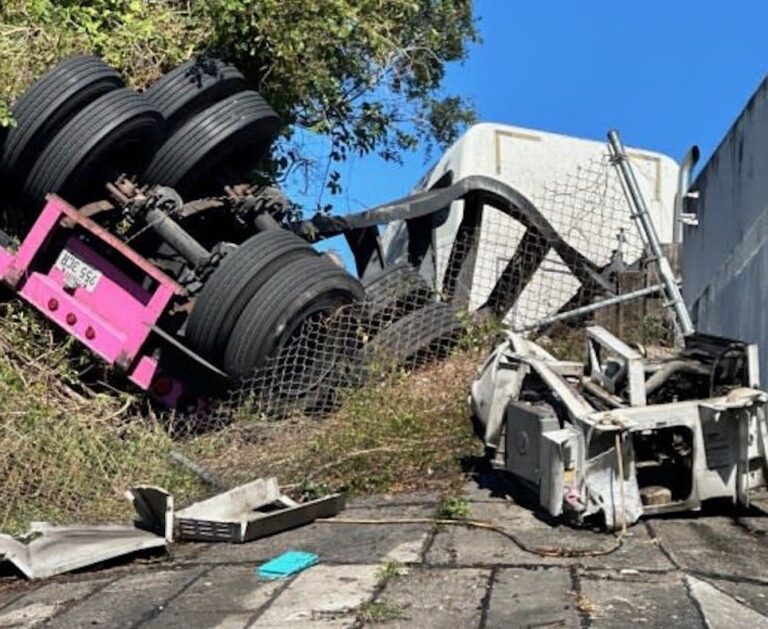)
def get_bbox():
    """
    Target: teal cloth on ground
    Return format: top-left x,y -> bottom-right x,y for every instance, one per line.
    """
257,551 -> 318,579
